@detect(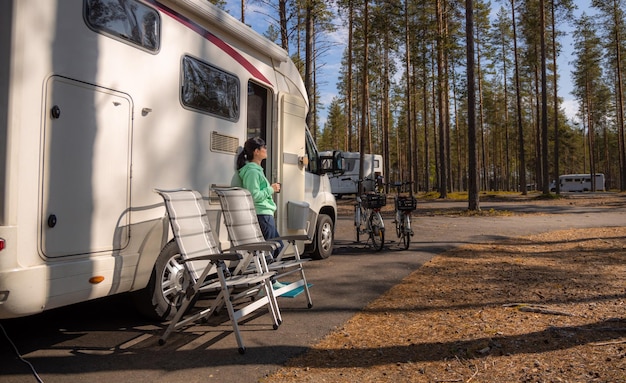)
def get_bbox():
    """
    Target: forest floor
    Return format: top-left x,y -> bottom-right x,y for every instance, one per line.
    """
264,193 -> 626,383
